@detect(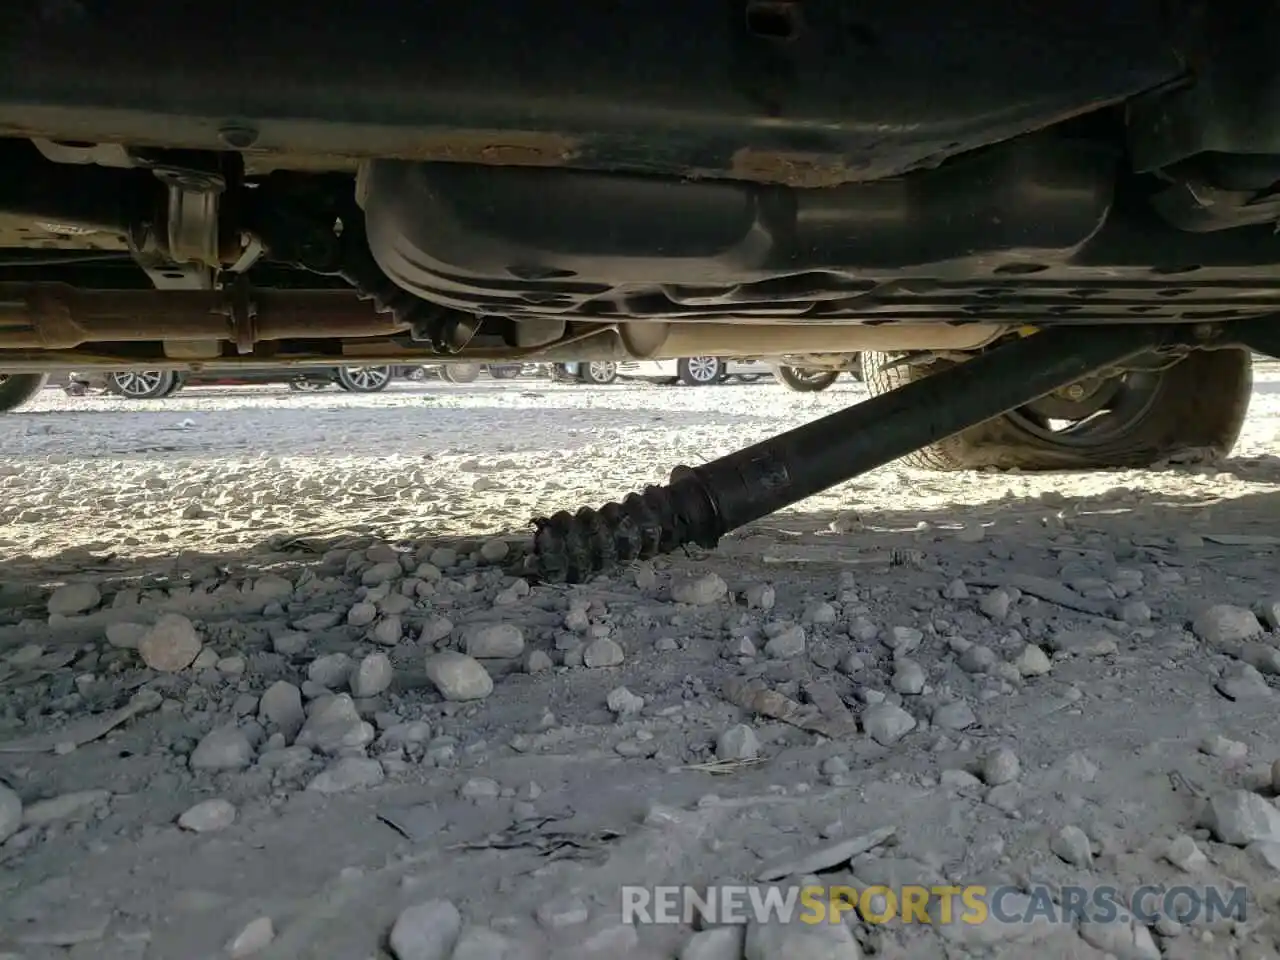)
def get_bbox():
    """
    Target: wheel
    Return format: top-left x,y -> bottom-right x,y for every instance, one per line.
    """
0,374 -> 49,412
860,347 -> 1252,471
735,373 -> 763,383
578,361 -> 618,385
402,366 -> 428,381
677,356 -> 724,385
335,366 -> 393,392
159,373 -> 186,398
772,365 -> 840,392
439,363 -> 481,384
106,371 -> 178,399
487,364 -> 523,380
